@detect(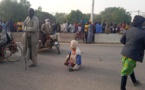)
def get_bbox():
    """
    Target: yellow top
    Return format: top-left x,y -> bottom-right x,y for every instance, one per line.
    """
17,22 -> 23,31
84,25 -> 89,32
